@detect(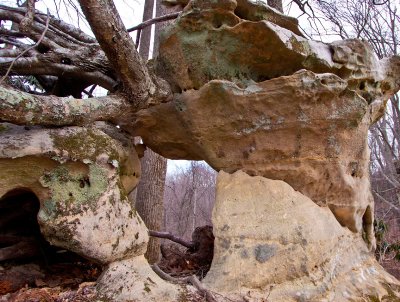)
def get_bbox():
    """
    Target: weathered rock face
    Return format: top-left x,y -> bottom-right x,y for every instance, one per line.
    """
134,0 -> 400,244
156,0 -> 399,95
97,255 -> 180,302
135,70 -> 378,246
0,122 -> 144,261
203,171 -> 400,301
0,122 -> 180,301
